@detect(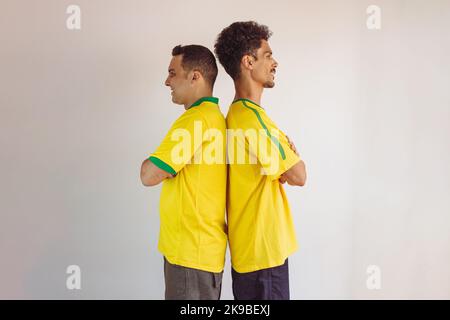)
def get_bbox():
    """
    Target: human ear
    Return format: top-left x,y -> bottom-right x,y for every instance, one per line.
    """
193,71 -> 200,80
241,55 -> 254,70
